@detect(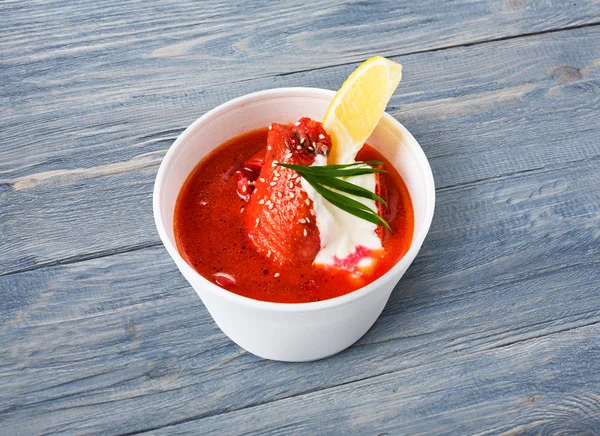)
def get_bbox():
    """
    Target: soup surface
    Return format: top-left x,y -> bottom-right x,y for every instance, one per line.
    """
174,128 -> 414,303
